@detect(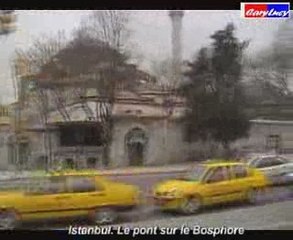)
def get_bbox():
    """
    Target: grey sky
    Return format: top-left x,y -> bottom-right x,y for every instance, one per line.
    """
0,10 -> 287,104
